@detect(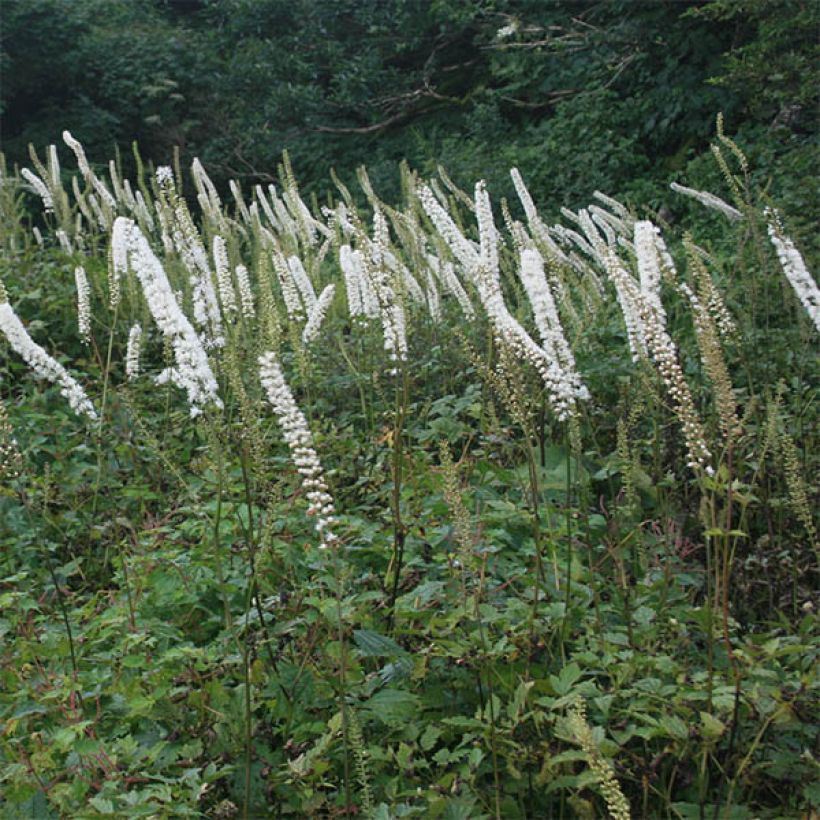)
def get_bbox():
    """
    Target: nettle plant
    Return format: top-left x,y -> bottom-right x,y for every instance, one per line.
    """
0,122 -> 817,818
